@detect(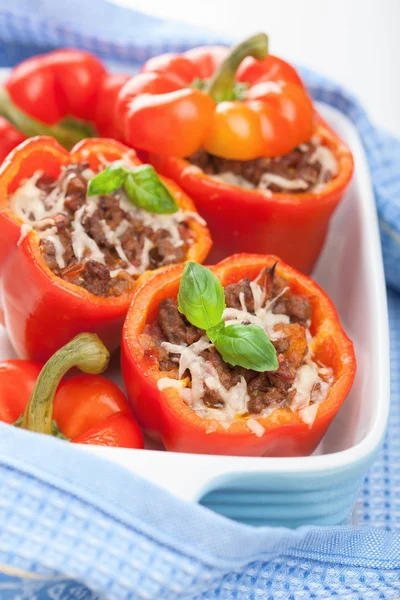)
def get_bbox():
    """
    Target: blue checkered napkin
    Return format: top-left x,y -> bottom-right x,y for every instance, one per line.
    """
0,0 -> 228,68
0,418 -> 399,600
